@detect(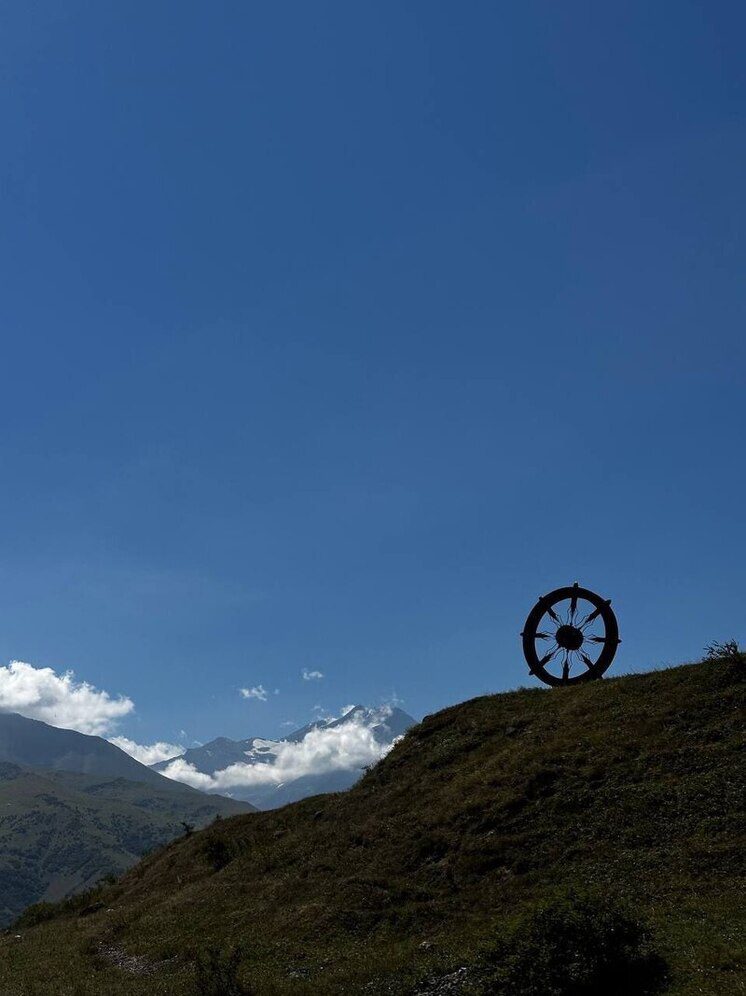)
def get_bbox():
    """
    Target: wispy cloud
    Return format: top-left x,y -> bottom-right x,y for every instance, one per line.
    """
109,736 -> 183,766
162,713 -> 397,792
302,668 -> 324,681
239,685 -> 268,701
0,660 -> 133,736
